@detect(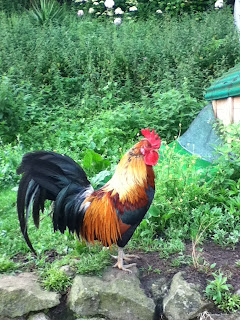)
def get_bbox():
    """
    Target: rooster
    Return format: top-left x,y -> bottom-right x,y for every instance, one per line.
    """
17,128 -> 161,272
